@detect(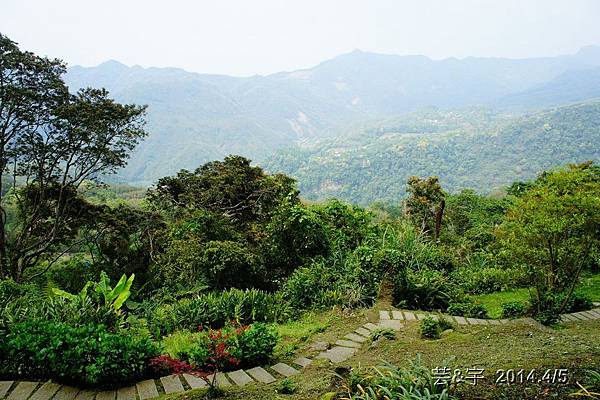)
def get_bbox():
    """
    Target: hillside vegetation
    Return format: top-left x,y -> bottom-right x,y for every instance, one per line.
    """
264,102 -> 600,204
